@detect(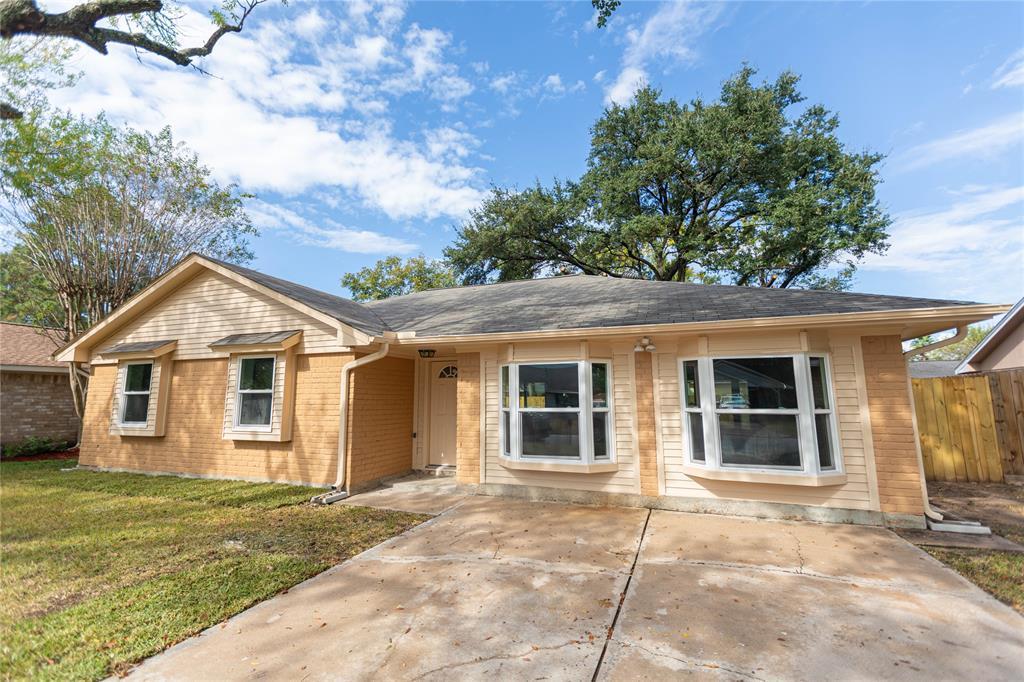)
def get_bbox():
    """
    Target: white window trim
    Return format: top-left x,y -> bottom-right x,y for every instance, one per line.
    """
679,353 -> 844,480
118,360 -> 153,428
234,354 -> 276,431
499,359 -> 615,466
